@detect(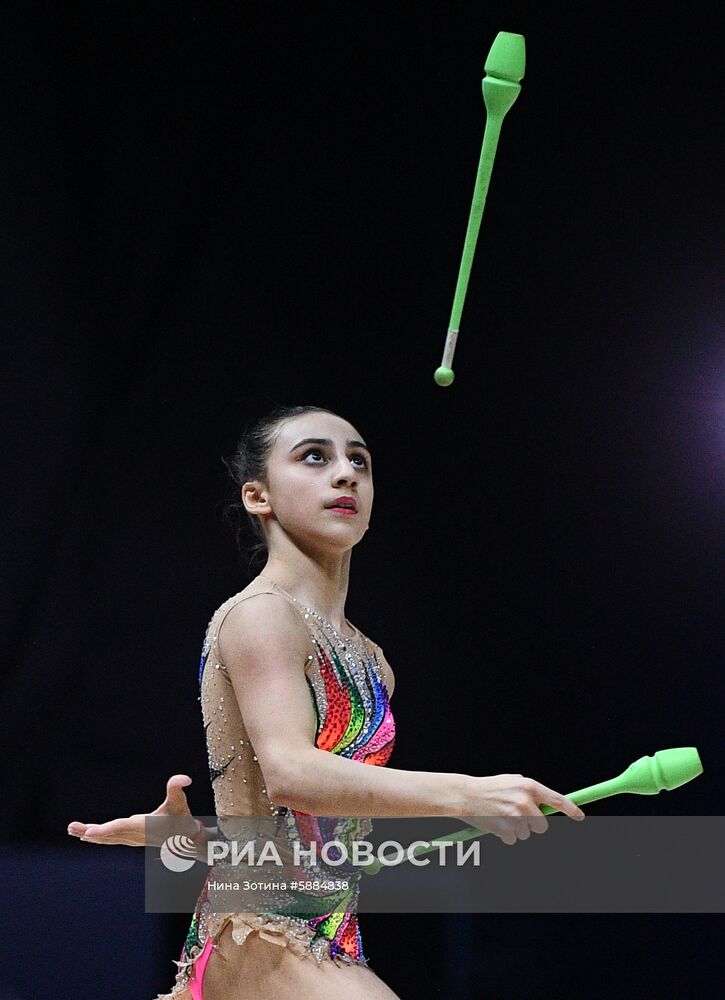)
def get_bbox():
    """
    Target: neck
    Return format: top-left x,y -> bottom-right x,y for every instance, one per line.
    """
260,545 -> 351,630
